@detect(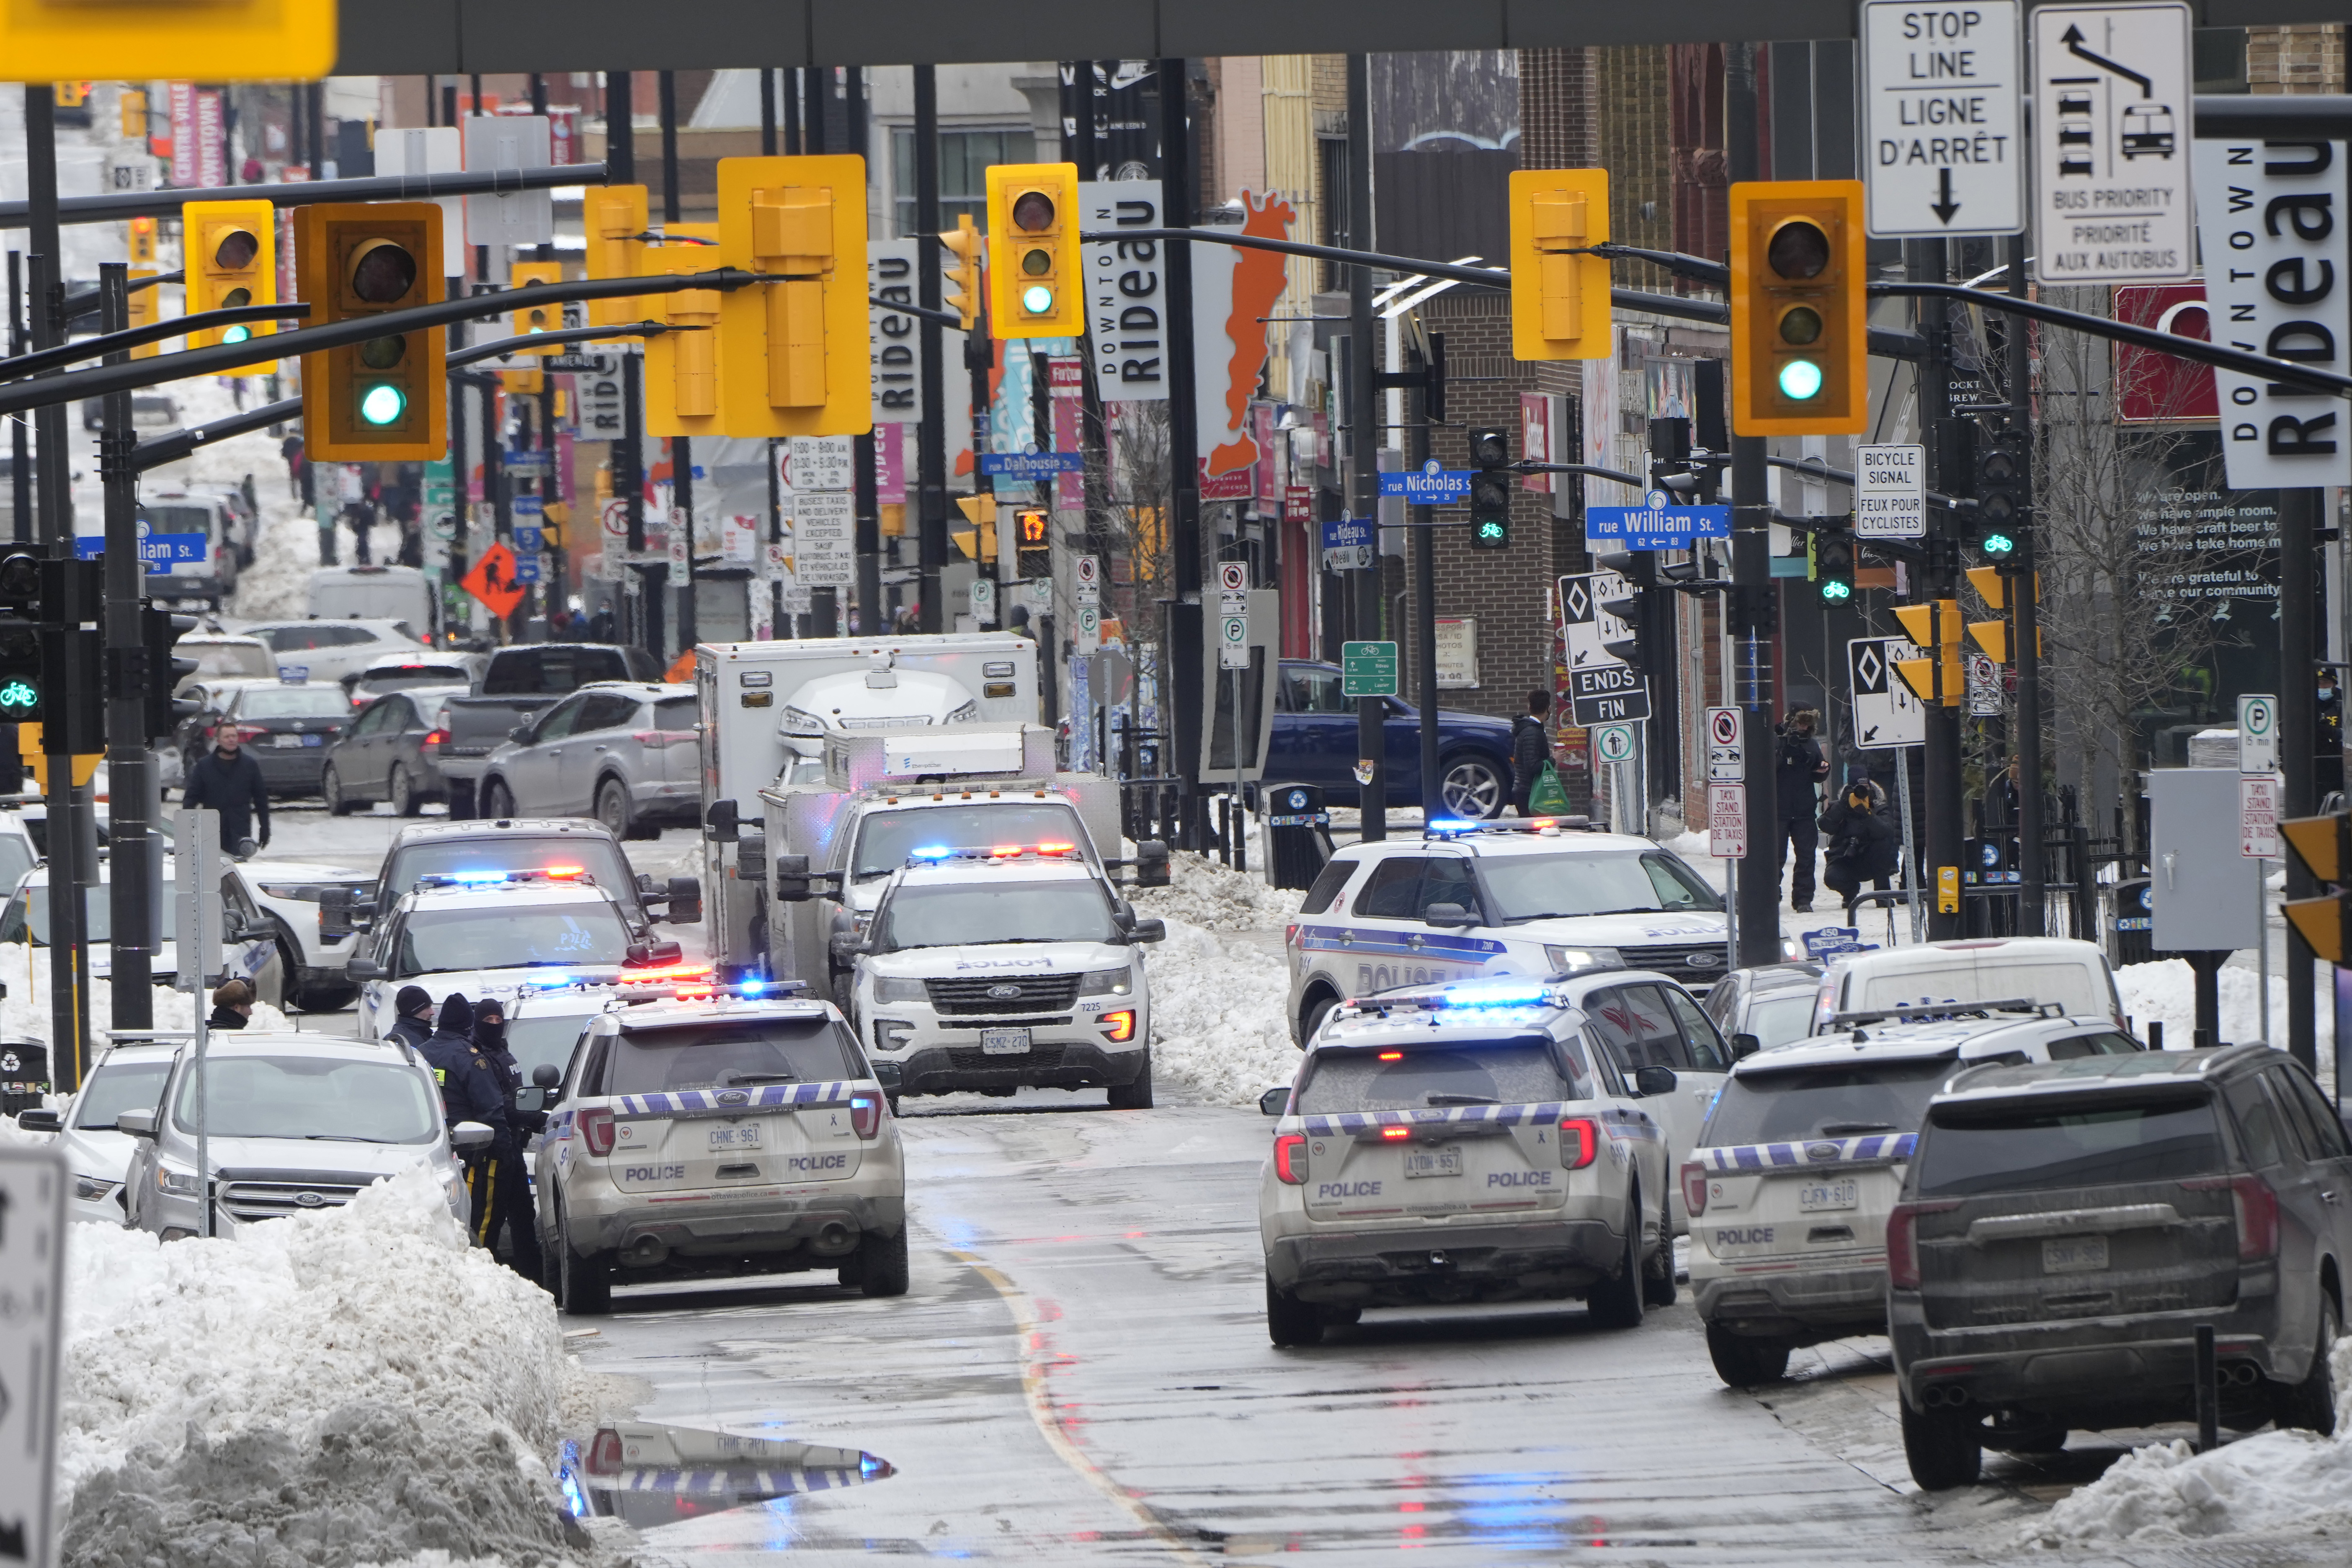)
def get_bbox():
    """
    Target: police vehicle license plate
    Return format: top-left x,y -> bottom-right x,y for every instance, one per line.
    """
272,733 -> 302,748
1798,1179 -> 1859,1212
980,1028 -> 1032,1055
707,1123 -> 762,1150
2043,1235 -> 2110,1273
1403,1146 -> 1463,1179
